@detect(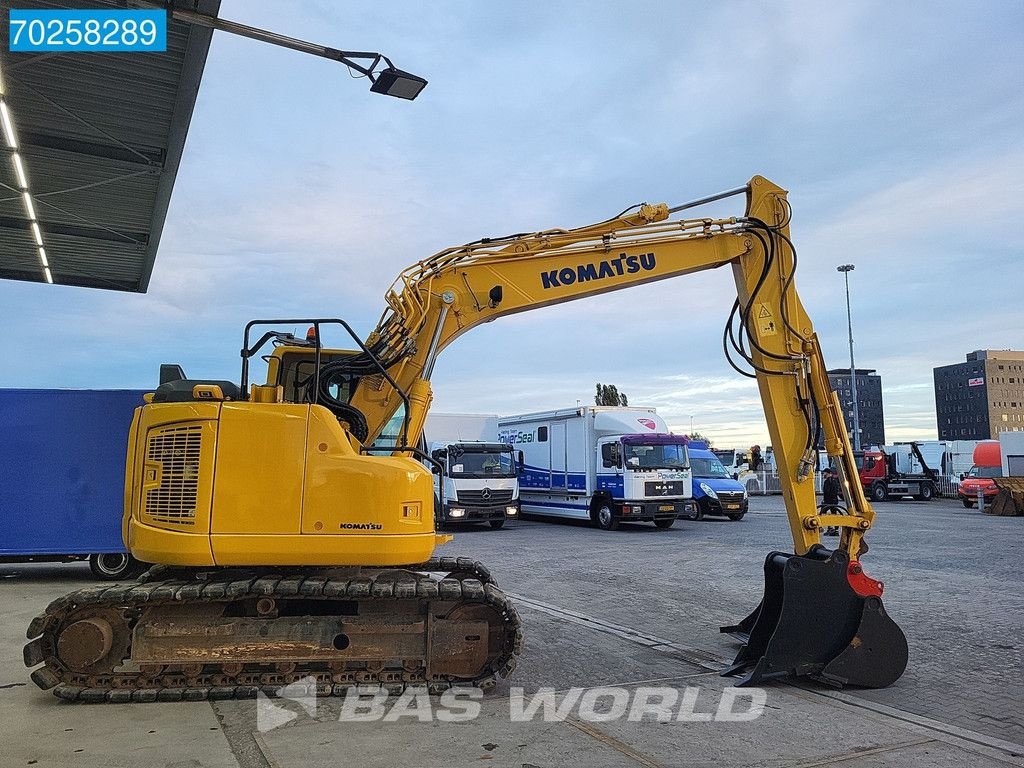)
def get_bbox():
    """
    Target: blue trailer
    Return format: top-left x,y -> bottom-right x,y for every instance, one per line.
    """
1,389 -> 148,579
